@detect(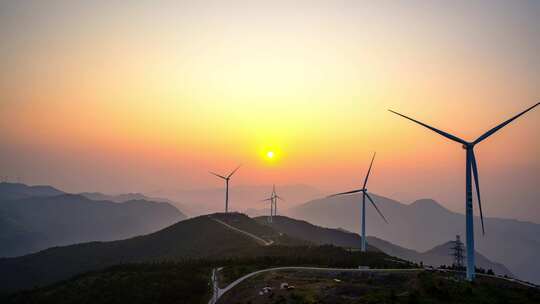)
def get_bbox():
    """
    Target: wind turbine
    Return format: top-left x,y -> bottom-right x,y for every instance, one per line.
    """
271,184 -> 285,217
260,193 -> 274,223
260,185 -> 285,223
210,165 -> 241,213
389,102 -> 539,281
328,153 -> 388,252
